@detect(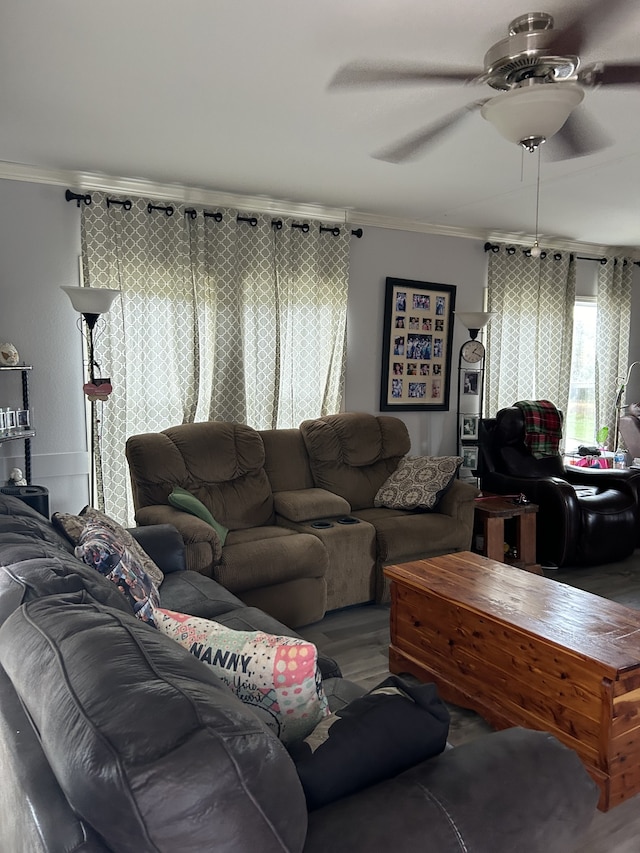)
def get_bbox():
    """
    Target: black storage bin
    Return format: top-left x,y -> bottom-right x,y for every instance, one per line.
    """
0,485 -> 49,518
